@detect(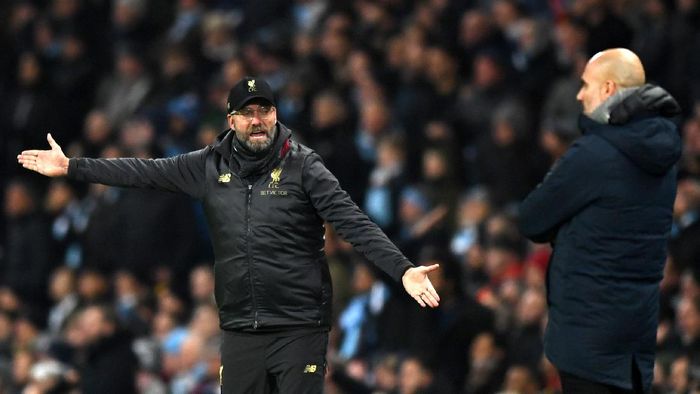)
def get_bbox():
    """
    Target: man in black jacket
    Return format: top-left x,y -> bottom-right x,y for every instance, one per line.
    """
18,76 -> 440,394
519,49 -> 681,393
